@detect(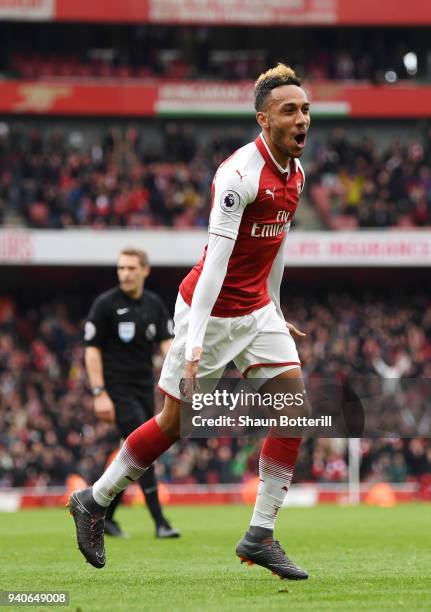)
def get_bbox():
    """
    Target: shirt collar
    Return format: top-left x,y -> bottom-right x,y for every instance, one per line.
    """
256,133 -> 299,176
120,287 -> 144,302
